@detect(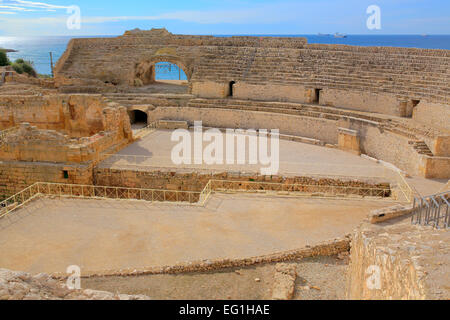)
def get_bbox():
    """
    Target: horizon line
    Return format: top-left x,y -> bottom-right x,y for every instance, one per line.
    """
1,33 -> 450,38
